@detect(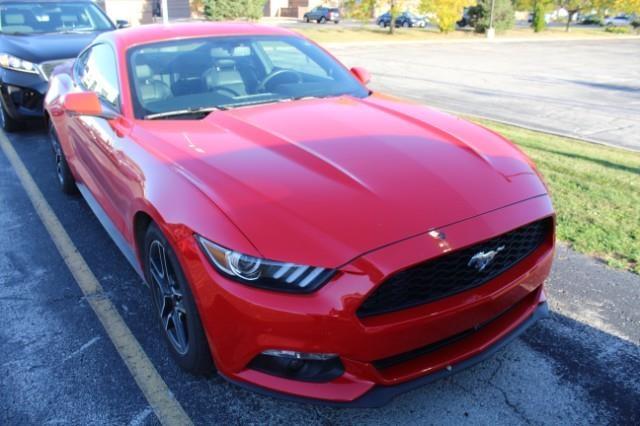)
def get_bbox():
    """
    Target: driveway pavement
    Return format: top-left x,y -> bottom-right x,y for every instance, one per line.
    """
326,39 -> 640,151
1,128 -> 639,424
